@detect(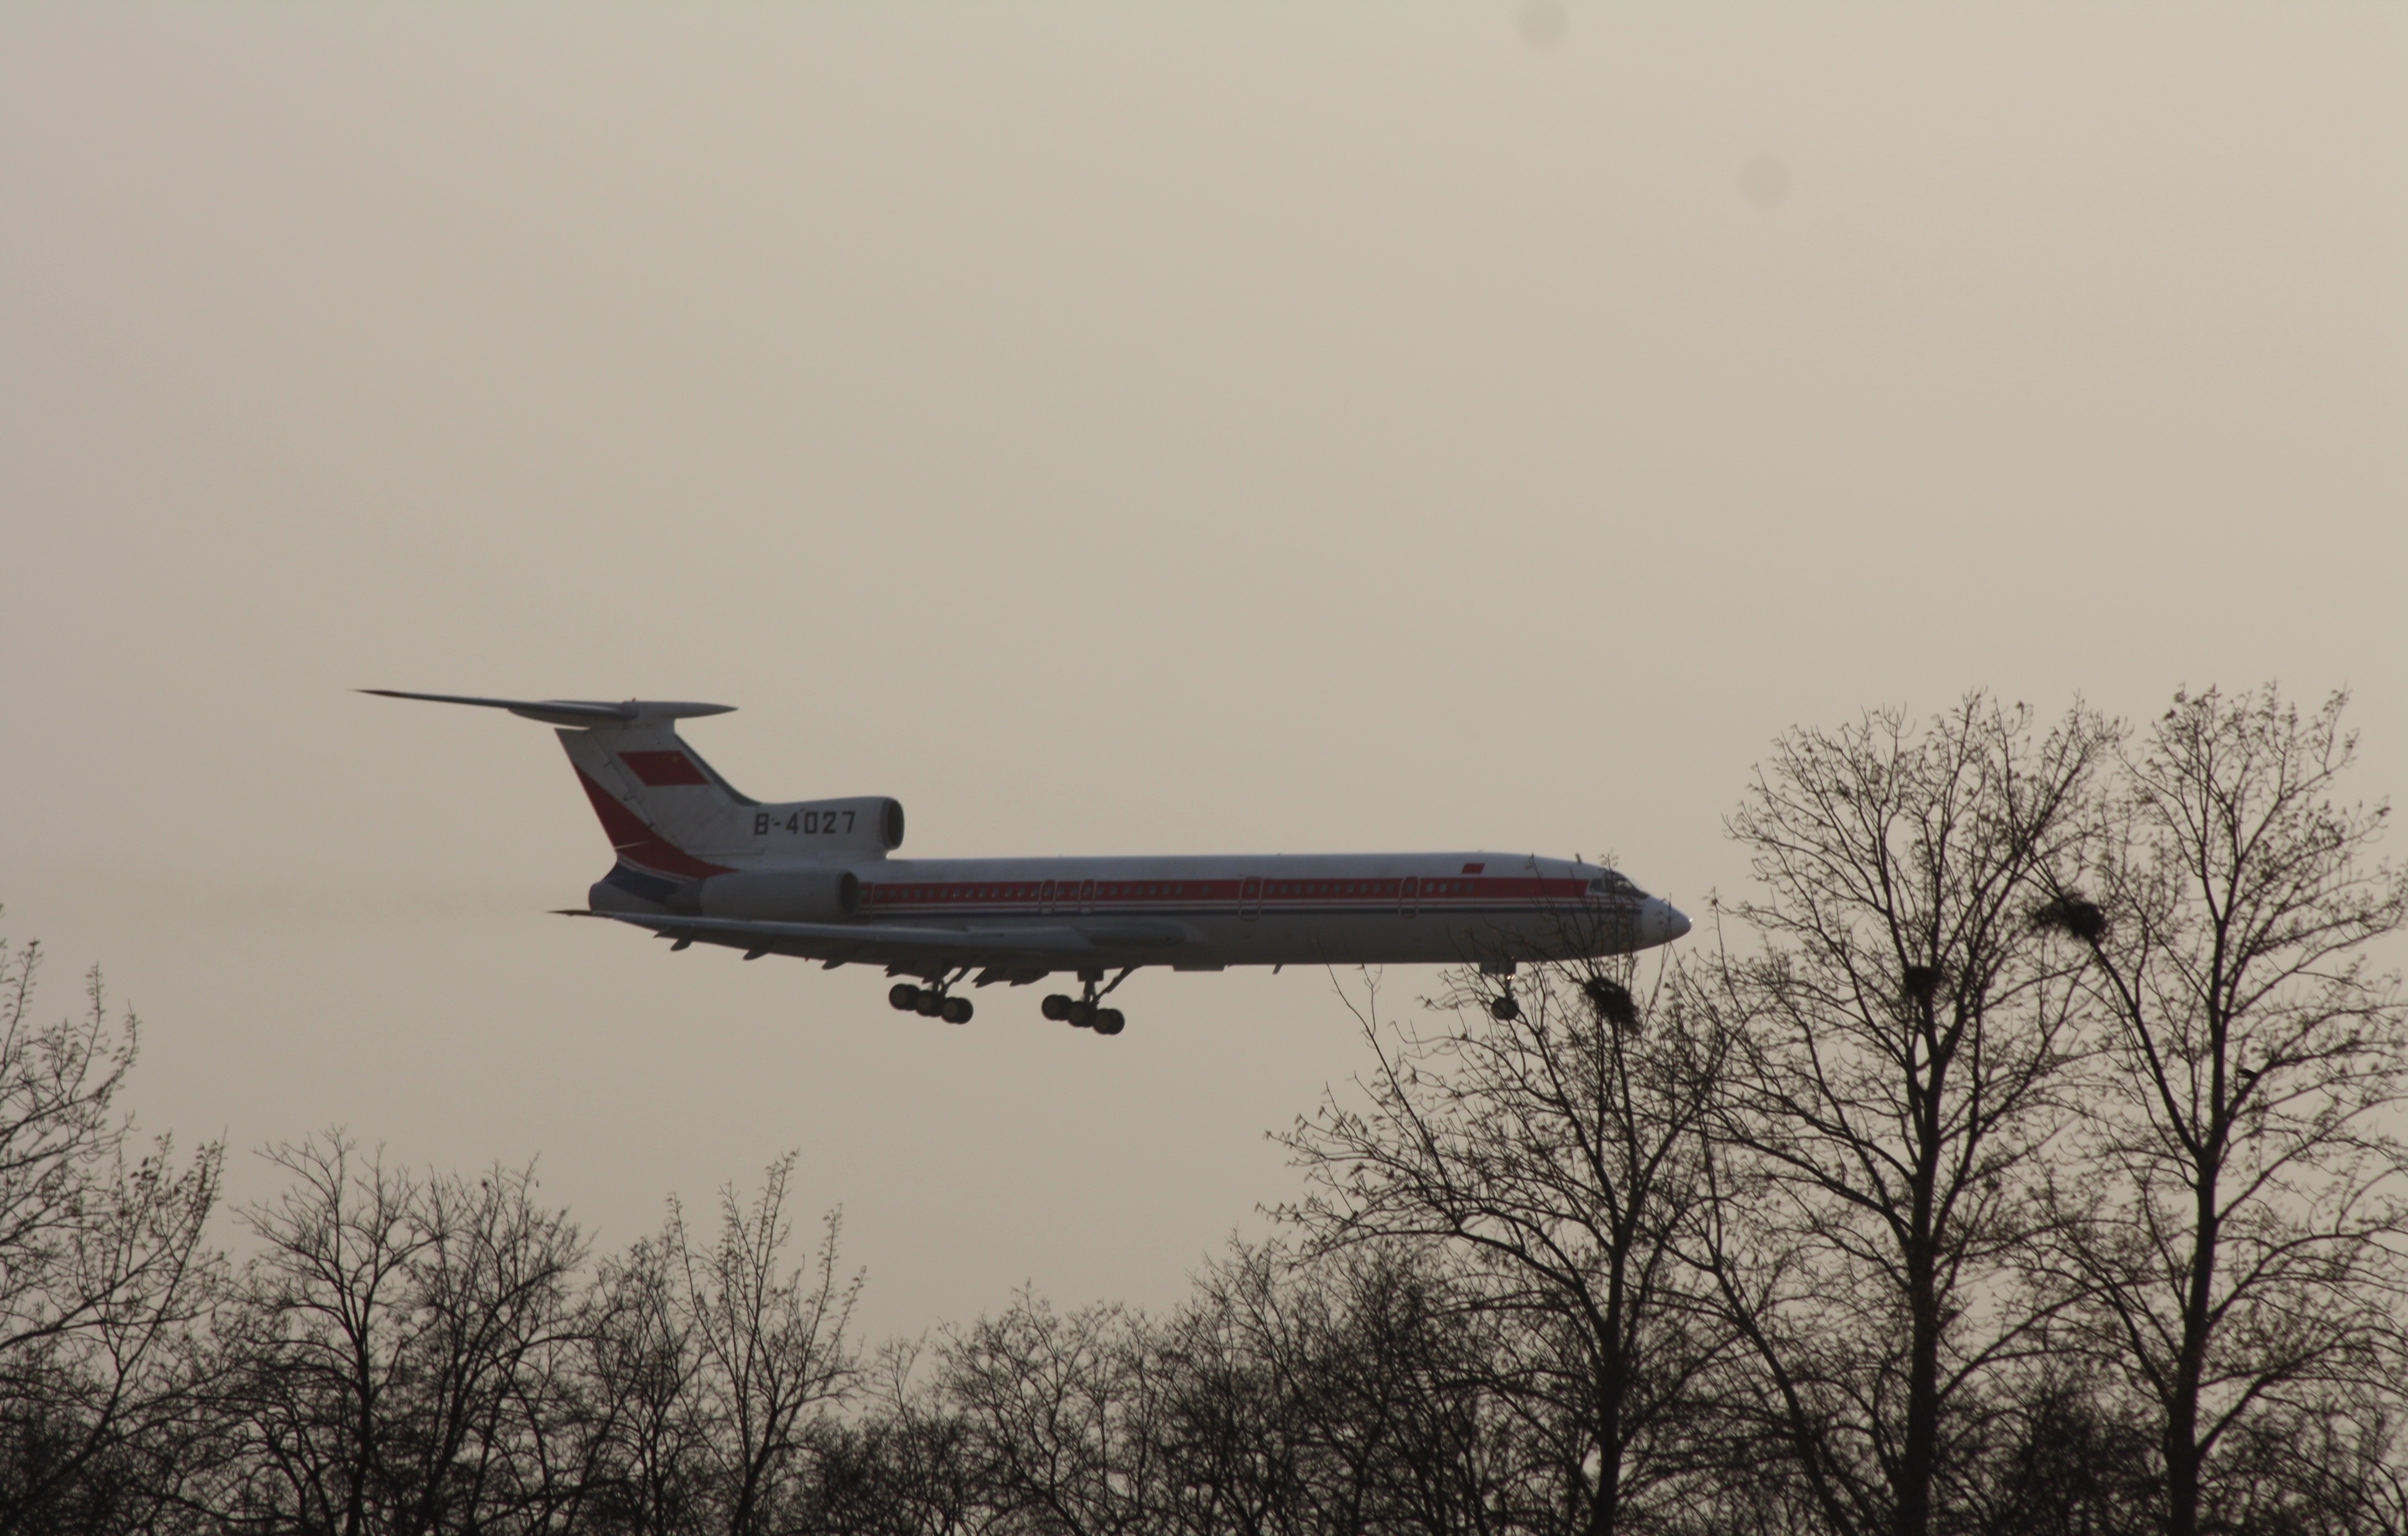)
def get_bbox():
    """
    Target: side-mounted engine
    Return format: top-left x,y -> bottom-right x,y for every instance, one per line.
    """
698,866 -> 862,922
